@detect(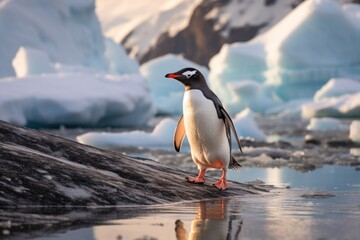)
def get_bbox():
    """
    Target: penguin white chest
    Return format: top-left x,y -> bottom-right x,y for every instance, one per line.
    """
183,90 -> 229,169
